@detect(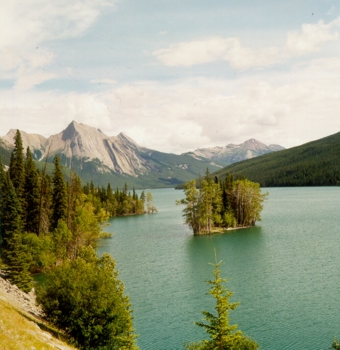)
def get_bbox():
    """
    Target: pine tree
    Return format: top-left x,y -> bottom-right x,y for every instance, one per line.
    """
195,257 -> 242,349
38,172 -> 52,236
1,172 -> 23,251
0,157 -> 5,251
66,172 -> 83,231
5,232 -> 33,293
24,147 -> 40,234
9,130 -> 25,219
176,180 -> 201,235
50,155 -> 67,231
186,255 -> 259,350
